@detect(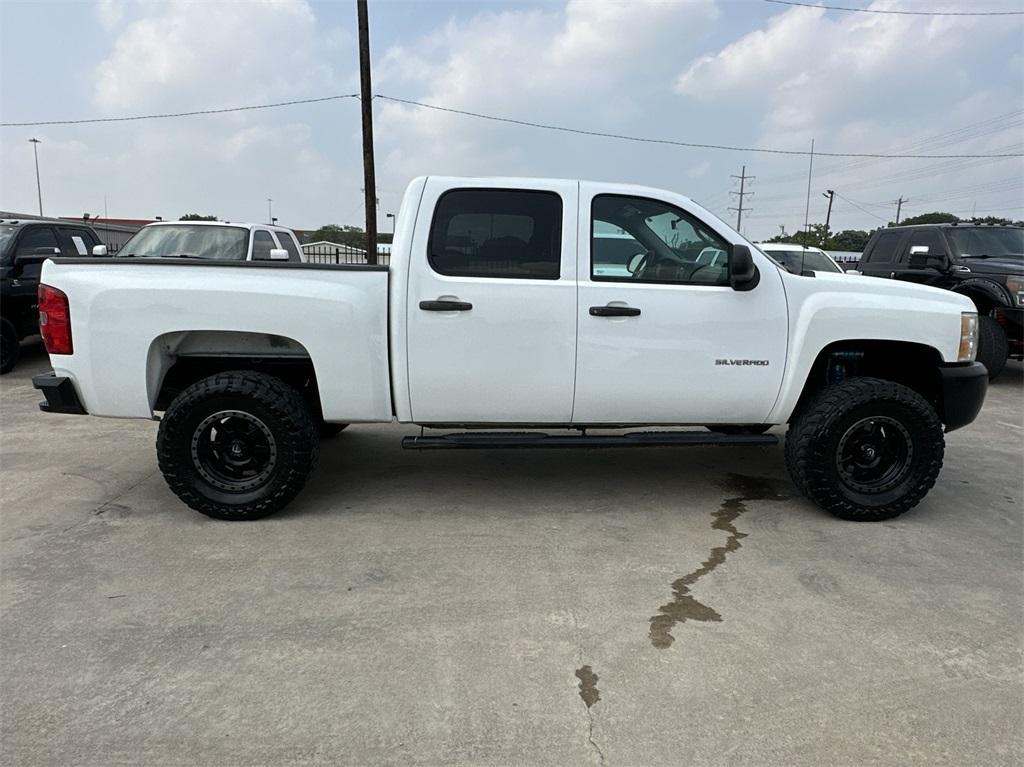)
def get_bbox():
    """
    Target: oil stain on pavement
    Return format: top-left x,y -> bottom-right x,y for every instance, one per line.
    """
649,474 -> 789,649
575,665 -> 601,708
